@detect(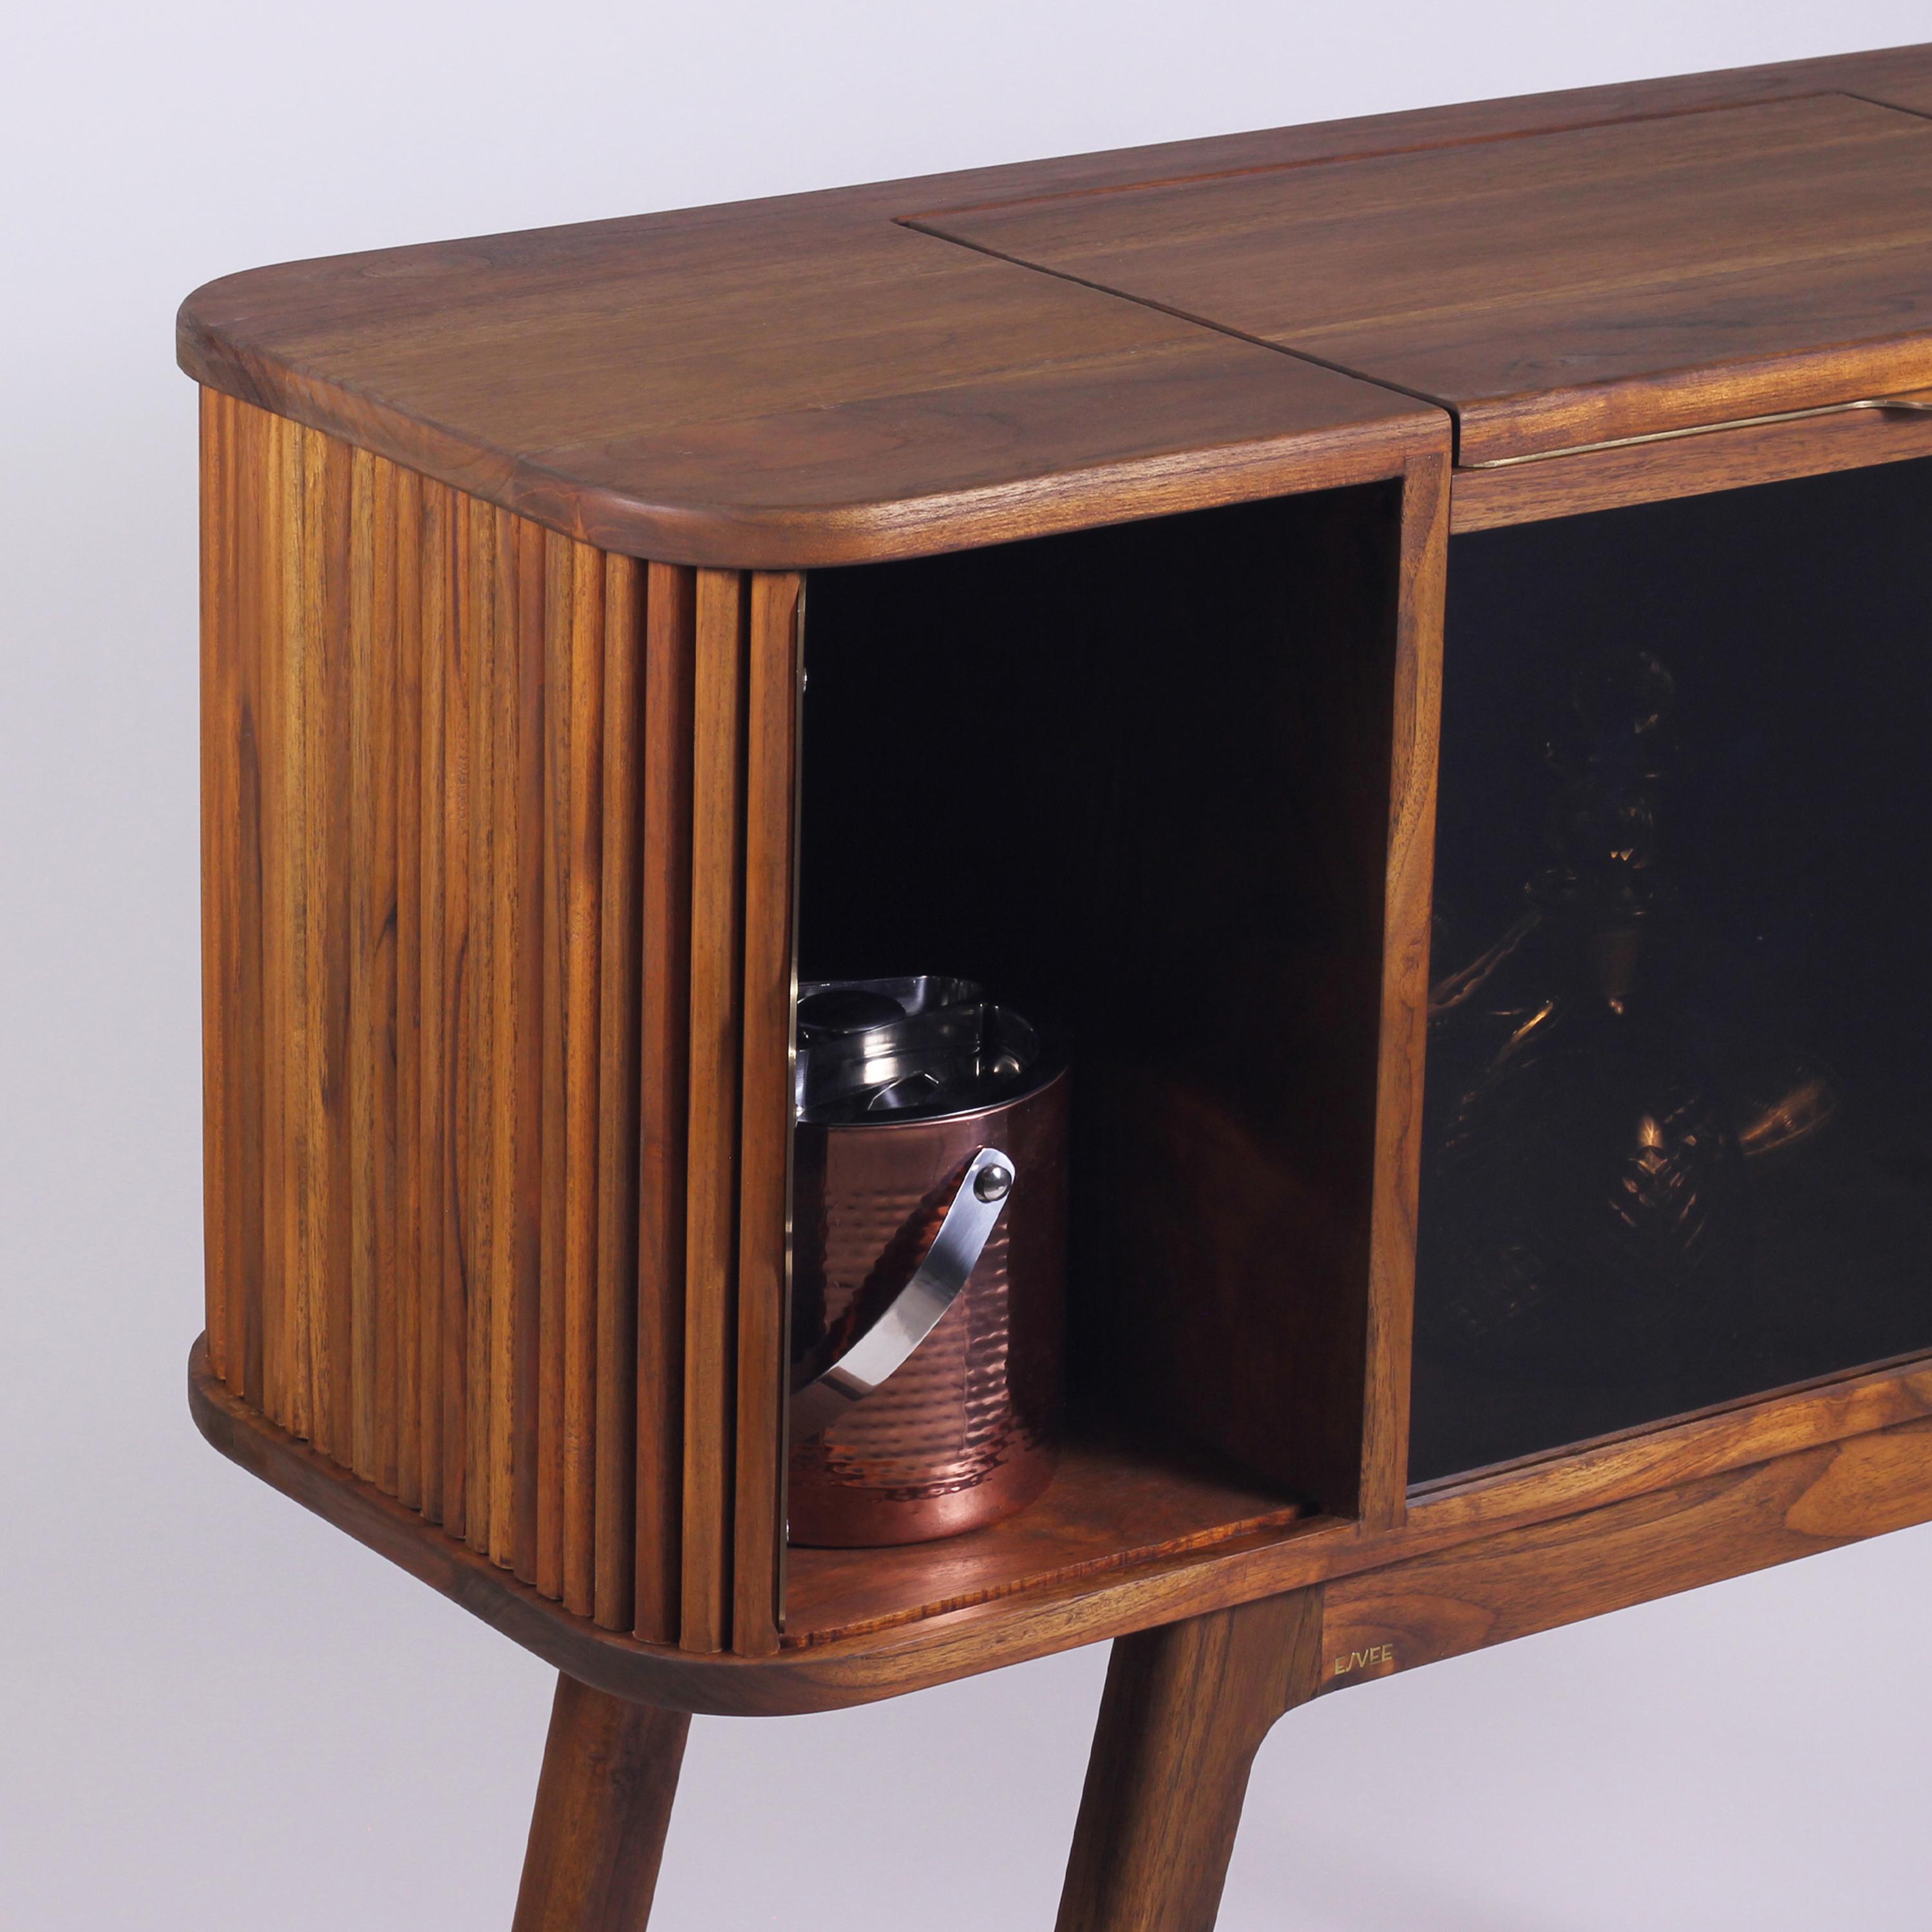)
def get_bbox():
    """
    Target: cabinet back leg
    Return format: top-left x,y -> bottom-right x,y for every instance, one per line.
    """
513,1673 -> 691,1932
1057,1587 -> 1326,1932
